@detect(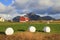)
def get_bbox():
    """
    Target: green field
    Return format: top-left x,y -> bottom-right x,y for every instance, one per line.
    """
0,22 -> 60,33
